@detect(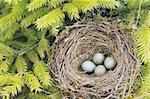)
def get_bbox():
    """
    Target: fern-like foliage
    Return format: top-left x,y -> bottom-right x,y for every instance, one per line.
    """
35,8 -> 65,30
22,29 -> 37,42
0,74 -> 24,98
136,27 -> 150,97
0,23 -> 19,42
3,0 -> 22,4
0,1 -> 26,32
131,1 -> 150,97
27,0 -> 49,11
126,0 -> 150,9
0,61 -> 9,73
0,74 -> 12,86
0,42 -> 15,63
142,11 -> 150,26
26,50 -> 39,63
35,0 -> 119,30
135,27 -> 150,63
37,37 -> 50,59
15,56 -> 28,73
97,0 -> 119,9
23,73 -> 41,92
33,61 -> 53,88
21,8 -> 48,28
139,64 -> 150,95
63,3 -> 79,20
73,0 -> 98,12
48,0 -> 64,8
